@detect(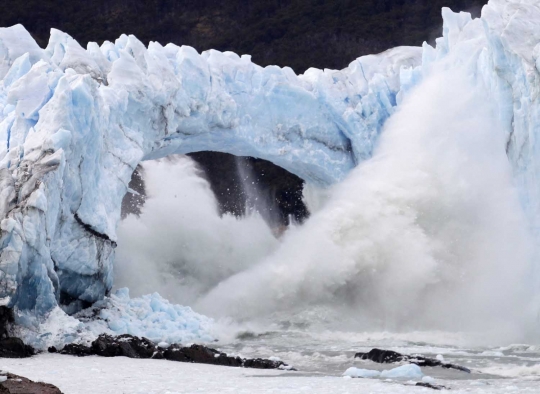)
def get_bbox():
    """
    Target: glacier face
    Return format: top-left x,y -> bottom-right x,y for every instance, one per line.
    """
0,0 -> 539,326
0,24 -> 420,318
